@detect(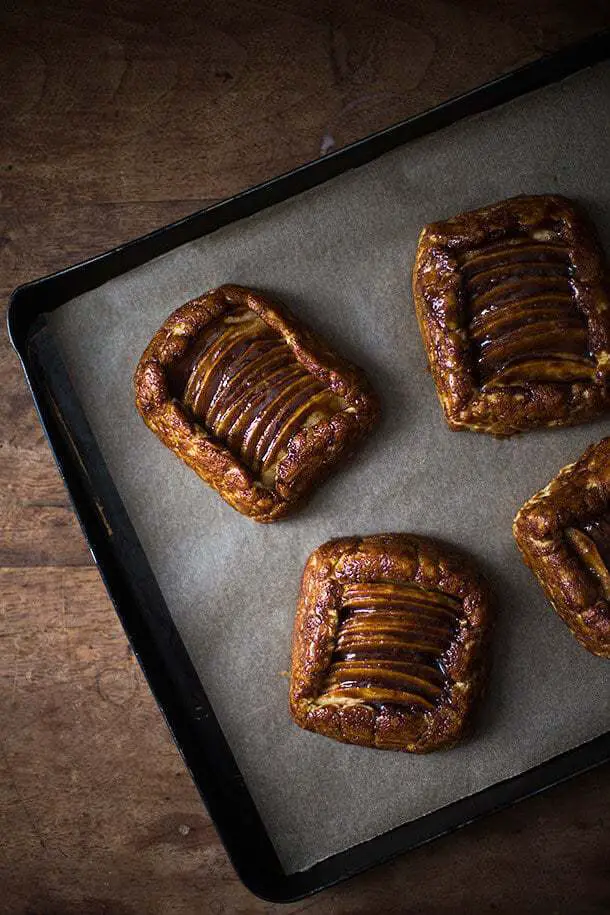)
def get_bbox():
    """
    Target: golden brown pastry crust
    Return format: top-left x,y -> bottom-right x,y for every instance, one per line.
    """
412,194 -> 610,436
134,285 -> 379,522
289,534 -> 492,753
513,437 -> 610,658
